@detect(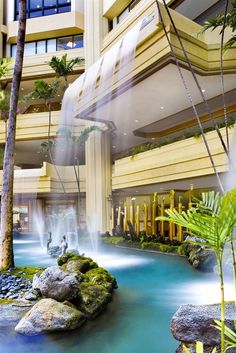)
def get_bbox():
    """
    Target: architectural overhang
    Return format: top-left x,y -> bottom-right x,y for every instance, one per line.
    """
65,0 -> 236,152
7,11 -> 84,43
